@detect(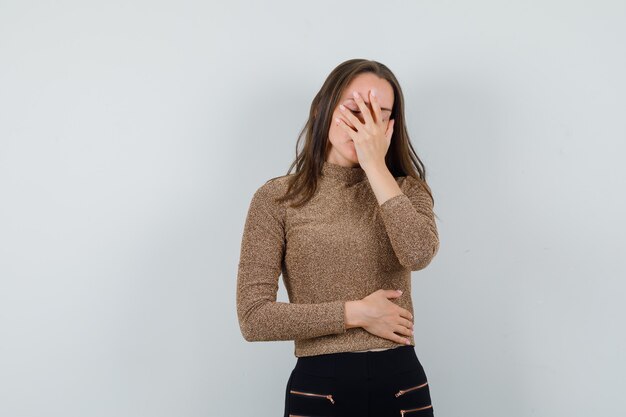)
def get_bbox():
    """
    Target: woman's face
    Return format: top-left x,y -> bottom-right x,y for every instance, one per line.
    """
326,72 -> 394,166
